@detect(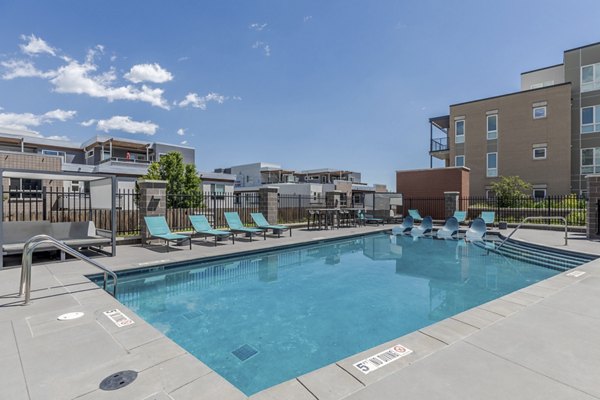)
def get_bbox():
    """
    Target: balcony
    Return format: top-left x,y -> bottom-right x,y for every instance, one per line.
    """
430,137 -> 449,152
96,157 -> 152,175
